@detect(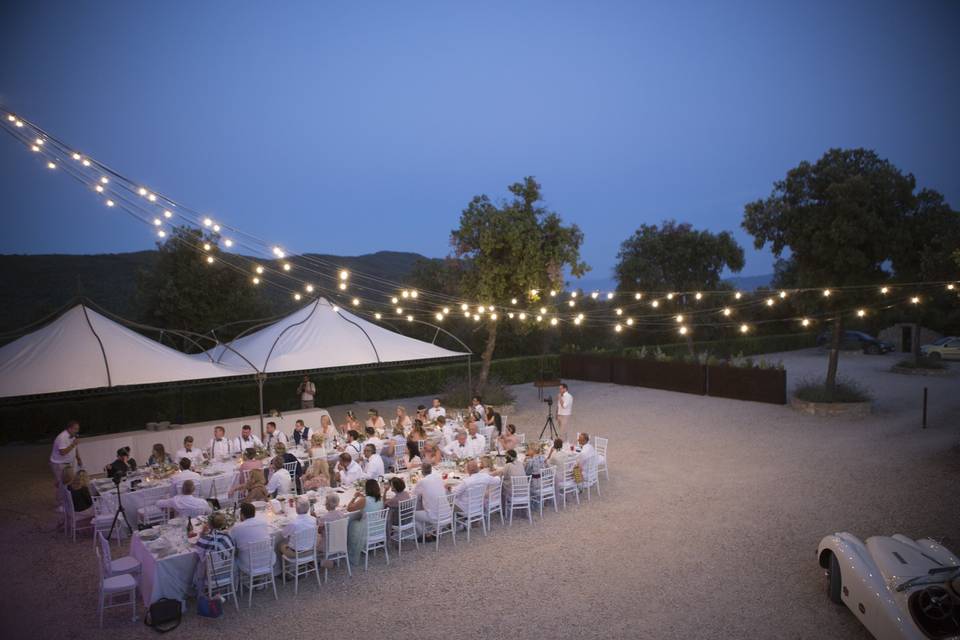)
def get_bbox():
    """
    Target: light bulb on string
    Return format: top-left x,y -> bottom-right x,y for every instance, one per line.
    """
46,162 -> 56,170
570,291 -> 577,298
105,199 -> 115,207
606,292 -> 614,300
529,289 -> 538,297
856,309 -> 866,318
477,305 -> 485,313
338,282 -> 347,290
352,298 -> 359,306
801,318 -> 810,327
822,289 -> 832,297
402,290 -> 409,299
14,120 -> 23,127
442,307 -> 449,314
460,303 -> 468,311
206,256 -> 214,264
72,153 -> 81,161
435,313 -> 443,321
549,290 -> 556,297
947,284 -> 955,291
568,300 -> 576,308
577,313 -> 585,320
374,313 -> 382,320
765,298 -> 775,307
694,292 -> 702,301
152,218 -> 161,226
203,218 -> 212,227
283,263 -> 291,271
539,307 -> 547,315
722,307 -> 732,317
910,296 -> 920,304
511,298 -> 518,305
675,314 -> 684,323
651,300 -> 659,308
739,323 -> 749,334
508,312 -> 515,319
679,326 -> 688,335
35,138 -> 44,146
615,324 -> 622,333
294,293 -> 302,301
591,292 -> 599,299
82,159 -> 90,167
392,297 -> 399,304
339,270 -> 349,281
157,230 -> 166,238
666,293 -> 674,300
779,291 -> 787,299
30,145 -> 39,152
255,265 -> 264,275
490,313 -> 498,320
626,318 -> 634,326
163,210 -> 172,219
5,114 -> 13,122
734,291 -> 742,300
100,176 -> 109,184
224,239 -> 233,247
396,307 -> 403,314
635,293 -> 642,300
252,277 -> 260,285
615,308 -> 623,316
574,317 -> 582,326
305,284 -> 314,293
212,224 -> 220,232
518,312 -> 527,321
137,187 -> 147,196
95,185 -> 104,193
410,290 -> 418,299
407,315 -> 414,322
550,317 -> 558,326
536,315 -> 543,322
473,314 -> 480,322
